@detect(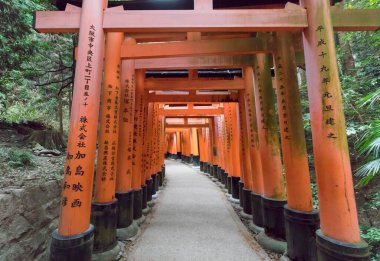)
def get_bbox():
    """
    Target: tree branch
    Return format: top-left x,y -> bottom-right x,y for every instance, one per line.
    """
57,81 -> 73,97
35,77 -> 72,87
